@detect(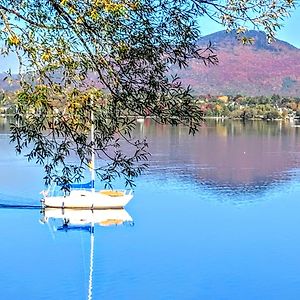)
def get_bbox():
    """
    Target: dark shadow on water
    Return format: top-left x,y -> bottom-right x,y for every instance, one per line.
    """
0,203 -> 41,209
